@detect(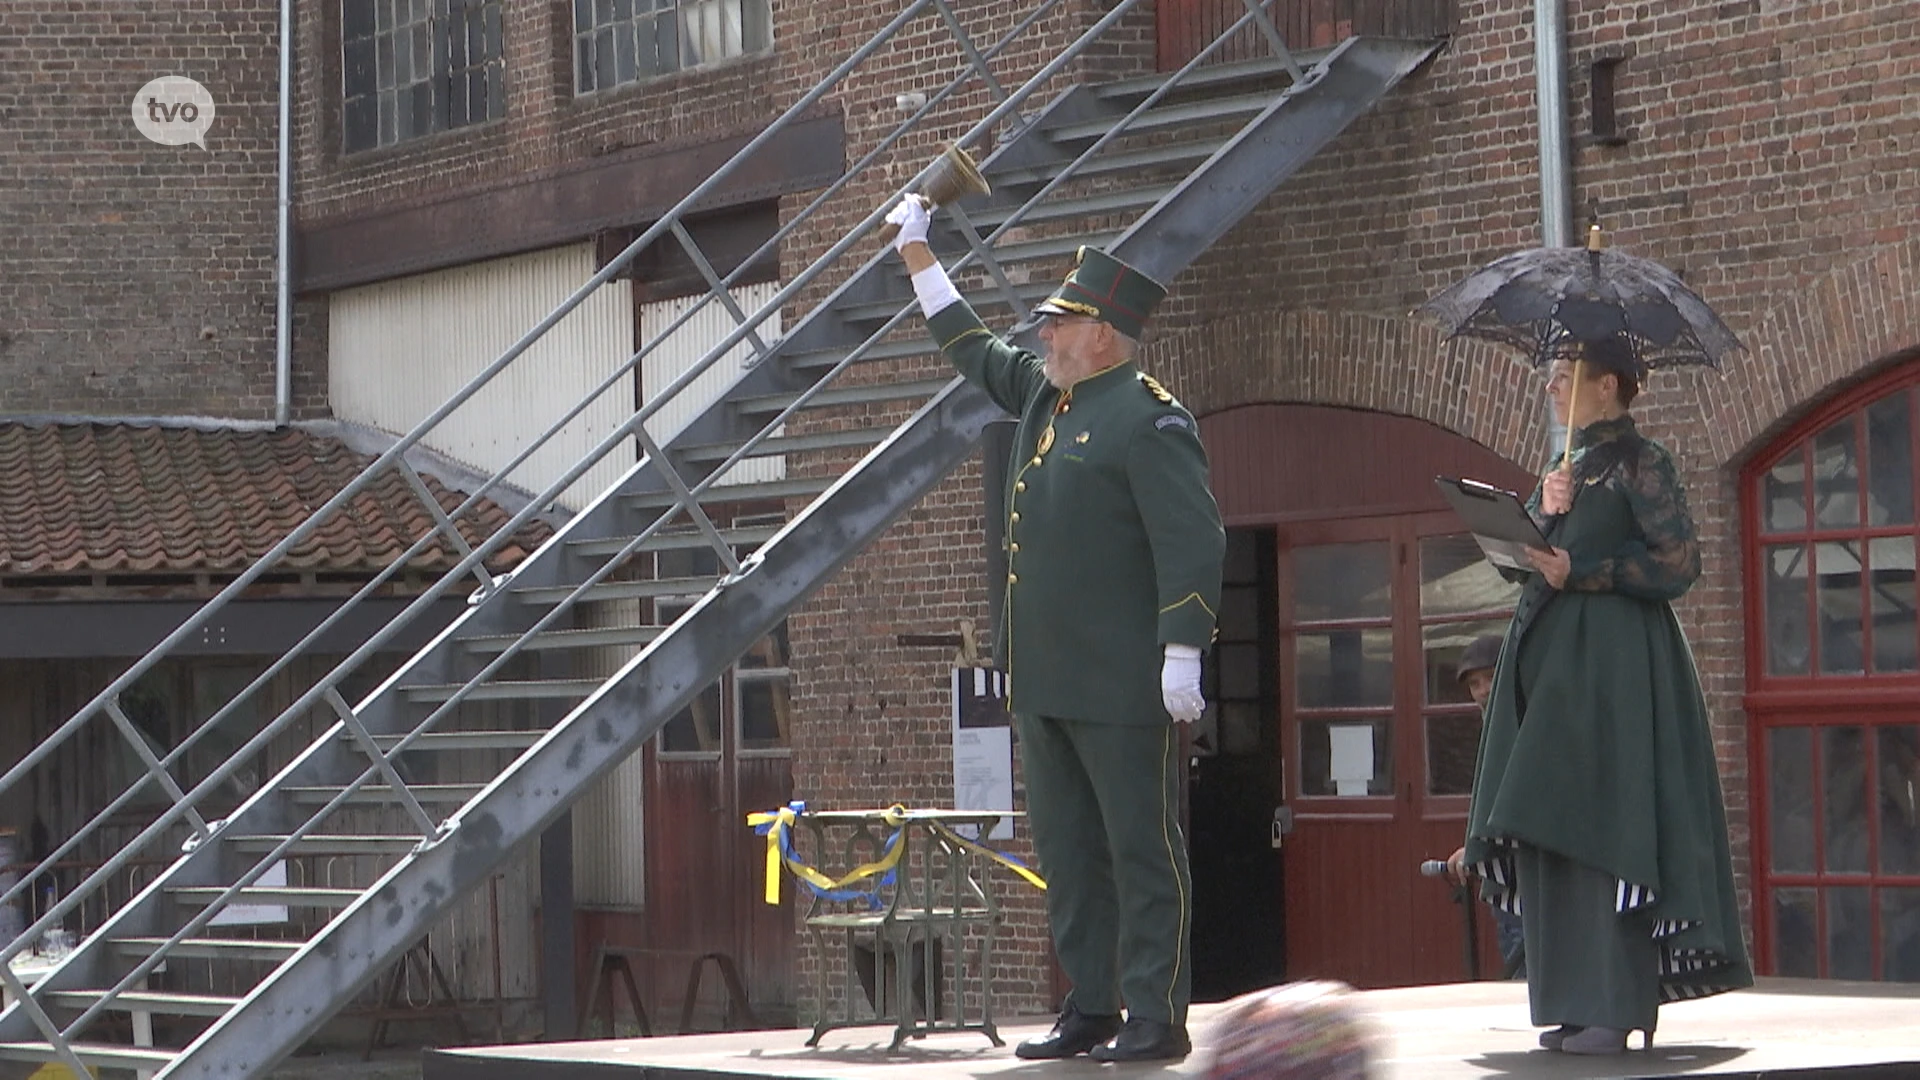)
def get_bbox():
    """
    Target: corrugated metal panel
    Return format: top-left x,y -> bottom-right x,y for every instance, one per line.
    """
639,283 -> 784,486
329,244 -> 635,512
571,601 -> 648,908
